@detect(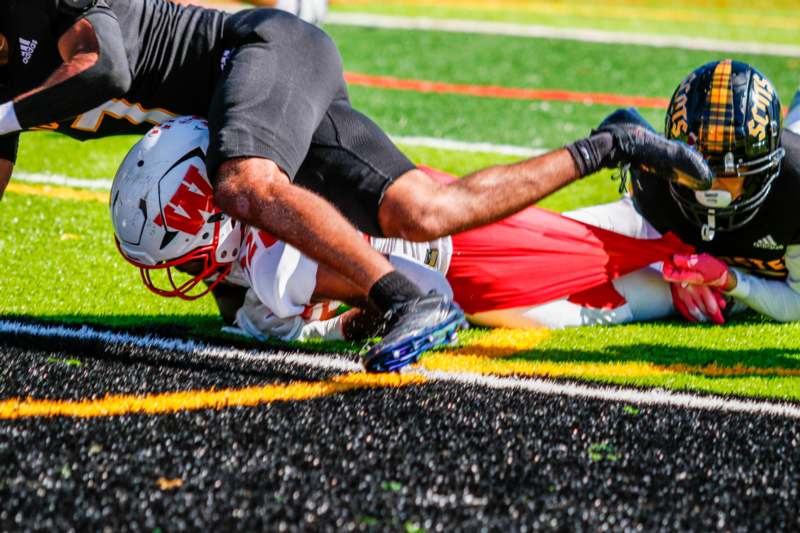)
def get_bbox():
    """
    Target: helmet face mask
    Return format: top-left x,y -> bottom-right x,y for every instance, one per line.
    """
663,60 -> 784,240
116,224 -> 236,301
111,117 -> 244,300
